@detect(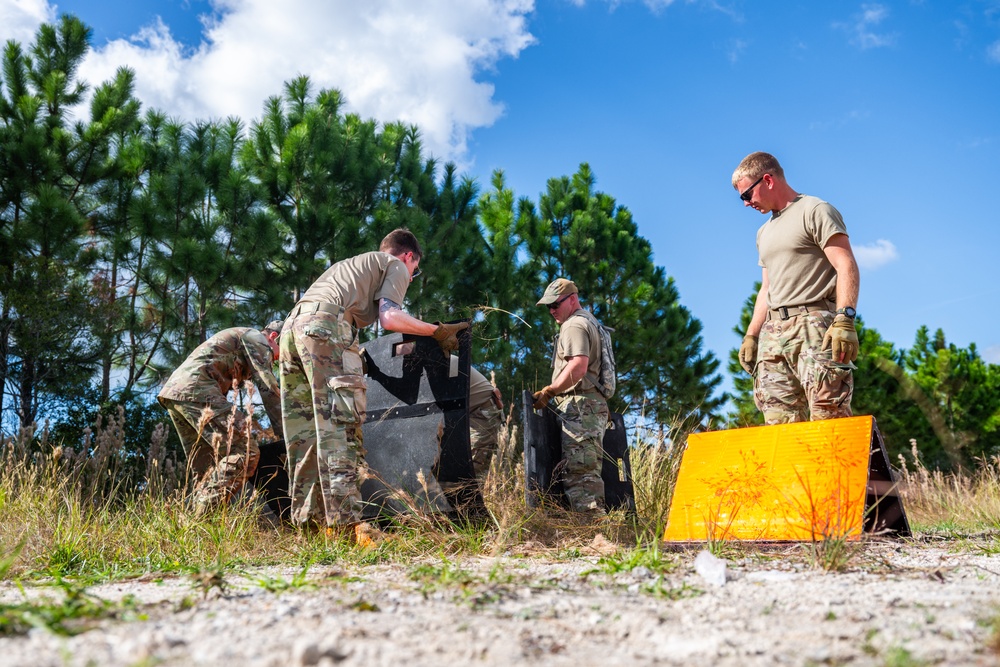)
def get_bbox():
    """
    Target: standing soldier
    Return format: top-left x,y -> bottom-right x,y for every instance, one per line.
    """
157,321 -> 284,514
533,278 -> 610,516
280,228 -> 467,543
733,151 -> 860,424
468,367 -> 504,480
